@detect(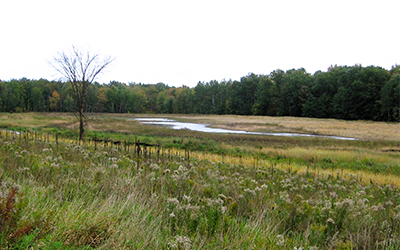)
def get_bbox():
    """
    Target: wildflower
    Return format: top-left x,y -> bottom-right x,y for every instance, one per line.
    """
17,167 -> 30,172
167,198 -> 180,205
221,206 -> 227,214
385,201 -> 394,206
109,163 -> 118,169
178,165 -> 187,172
294,247 -> 304,250
327,218 -> 335,224
356,198 -> 369,208
329,192 -> 338,199
218,193 -> 227,199
276,234 -> 285,246
244,188 -> 256,196
183,194 -> 192,202
150,163 -> 160,170
342,198 -> 355,208
371,205 -> 379,212
51,163 -> 60,168
206,198 -> 224,206
174,235 -> 192,250
169,212 -> 175,218
185,204 -> 200,212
